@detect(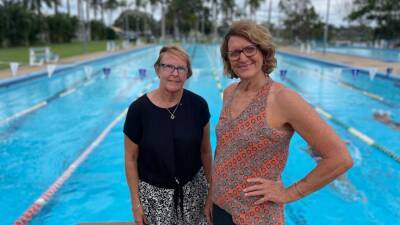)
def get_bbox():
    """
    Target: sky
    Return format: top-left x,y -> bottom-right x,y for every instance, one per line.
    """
49,0 -> 355,27
254,0 -> 355,27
